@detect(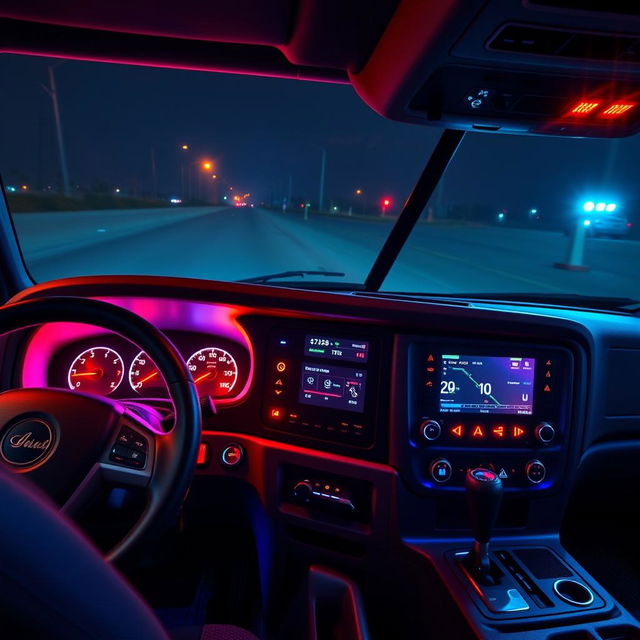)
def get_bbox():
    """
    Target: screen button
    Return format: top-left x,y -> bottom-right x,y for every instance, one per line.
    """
525,459 -> 546,484
421,419 -> 442,441
430,458 -> 452,483
450,424 -> 464,438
